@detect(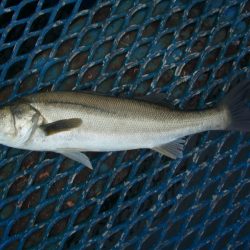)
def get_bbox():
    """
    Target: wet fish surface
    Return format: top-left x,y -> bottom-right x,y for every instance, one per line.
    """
0,80 -> 249,169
